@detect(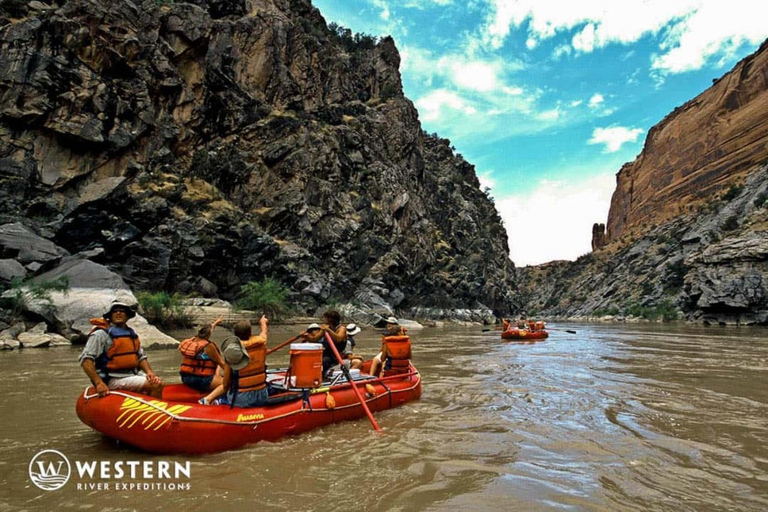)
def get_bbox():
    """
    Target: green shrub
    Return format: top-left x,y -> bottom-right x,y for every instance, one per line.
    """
665,259 -> 688,291
721,214 -> 739,231
136,291 -> 196,328
4,276 -> 69,319
625,300 -> 677,321
236,279 -> 290,320
722,184 -> 744,201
